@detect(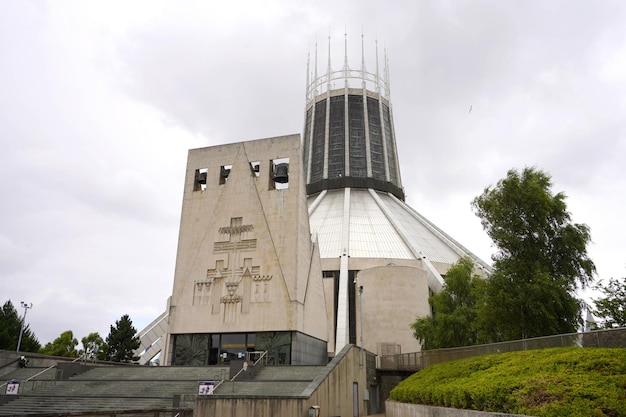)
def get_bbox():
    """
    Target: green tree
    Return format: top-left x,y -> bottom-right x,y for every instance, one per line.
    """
0,300 -> 41,352
472,167 -> 595,341
80,332 -> 108,361
40,330 -> 79,357
411,258 -> 483,349
592,277 -> 626,328
105,314 -> 140,363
